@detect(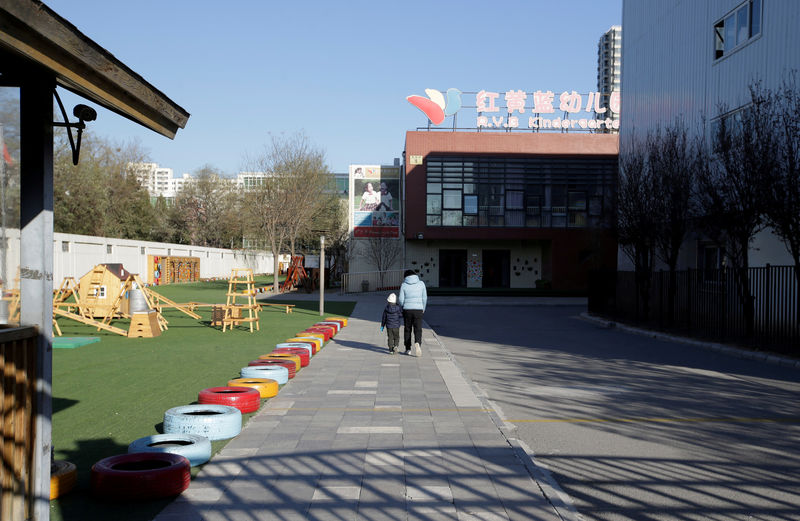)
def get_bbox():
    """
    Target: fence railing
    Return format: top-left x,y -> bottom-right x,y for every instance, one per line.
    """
341,270 -> 405,294
0,326 -> 38,521
588,265 -> 799,355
